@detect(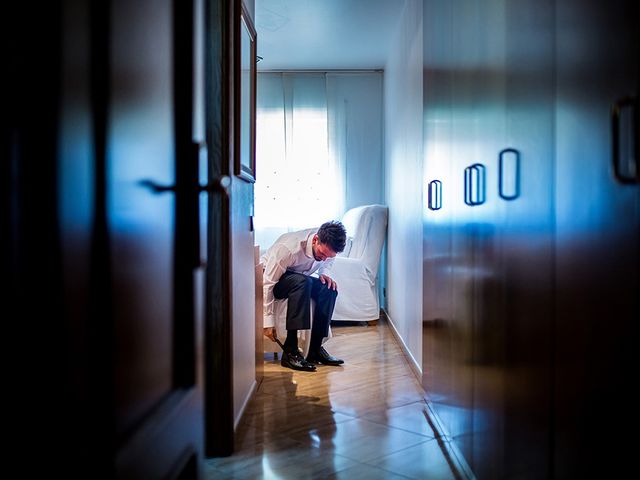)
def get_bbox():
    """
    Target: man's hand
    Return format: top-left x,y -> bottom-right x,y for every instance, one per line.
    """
263,327 -> 277,342
319,274 -> 338,291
